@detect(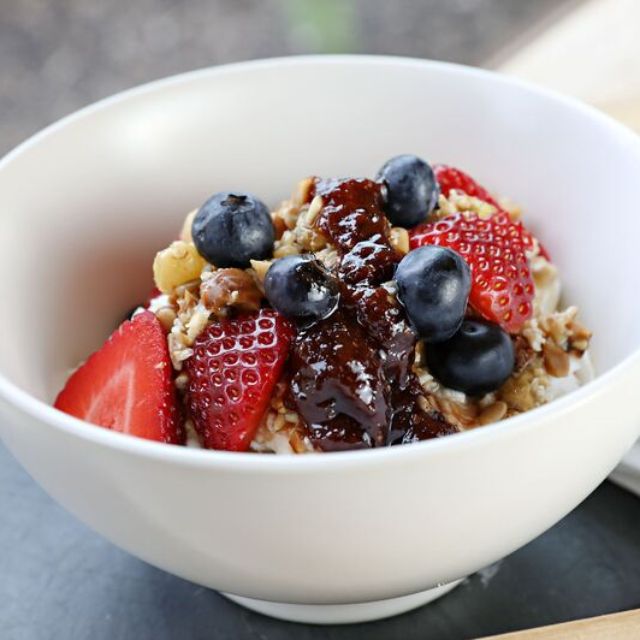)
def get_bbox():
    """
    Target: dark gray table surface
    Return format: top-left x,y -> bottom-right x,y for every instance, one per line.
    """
2,439 -> 640,640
